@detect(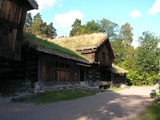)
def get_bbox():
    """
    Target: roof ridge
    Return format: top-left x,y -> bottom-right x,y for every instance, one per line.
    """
51,33 -> 108,50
